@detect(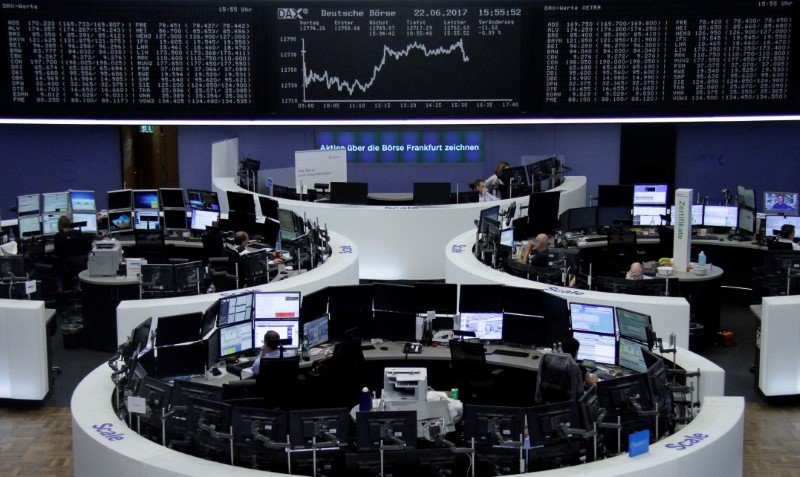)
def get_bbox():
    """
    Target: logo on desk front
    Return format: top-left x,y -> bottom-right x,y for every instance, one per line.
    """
546,285 -> 584,296
665,433 -> 709,451
339,245 -> 353,254
92,422 -> 125,442
451,244 -> 466,254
